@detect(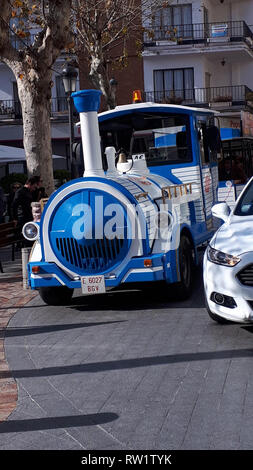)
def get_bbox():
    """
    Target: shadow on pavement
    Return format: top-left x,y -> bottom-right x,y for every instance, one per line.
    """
2,320 -> 125,338
1,347 -> 253,380
241,325 -> 253,334
0,412 -> 118,433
